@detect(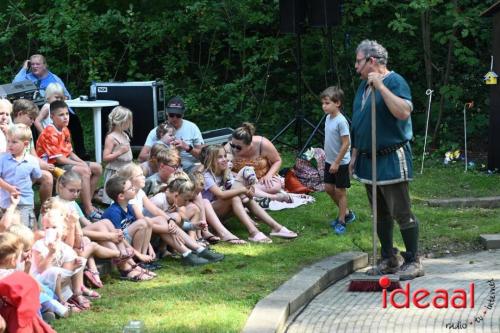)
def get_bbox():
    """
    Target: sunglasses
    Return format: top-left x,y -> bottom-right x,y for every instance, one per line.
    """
229,143 -> 242,151
165,163 -> 180,170
168,113 -> 183,119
